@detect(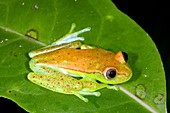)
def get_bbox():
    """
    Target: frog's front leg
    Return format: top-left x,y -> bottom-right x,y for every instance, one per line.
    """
72,79 -> 119,102
79,78 -> 119,92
